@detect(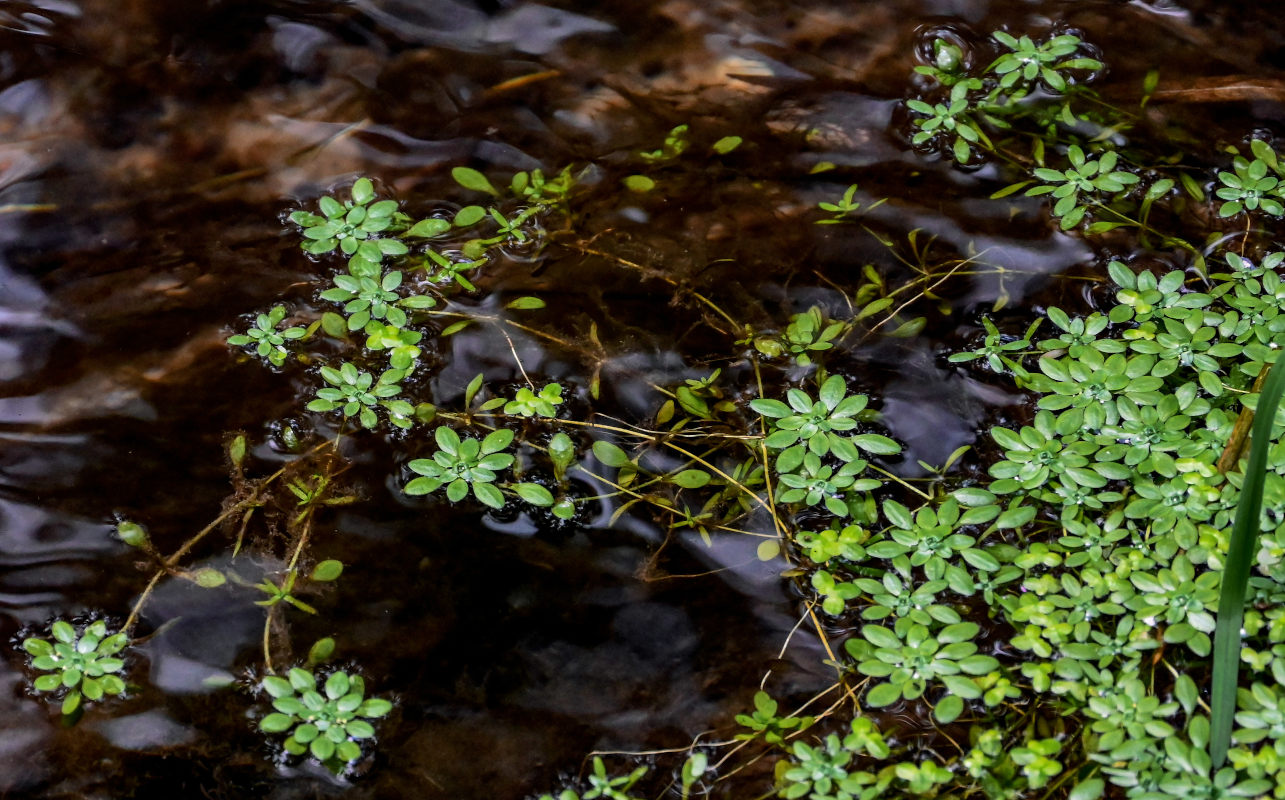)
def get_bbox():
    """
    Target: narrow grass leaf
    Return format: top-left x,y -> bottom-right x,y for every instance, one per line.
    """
1211,355 -> 1285,767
